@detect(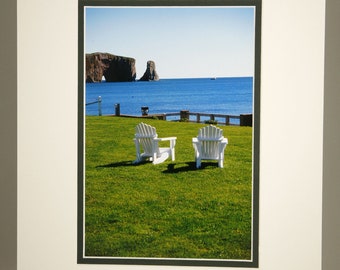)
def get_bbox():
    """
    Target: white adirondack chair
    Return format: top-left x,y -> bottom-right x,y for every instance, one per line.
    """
133,122 -> 177,165
192,125 -> 228,168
